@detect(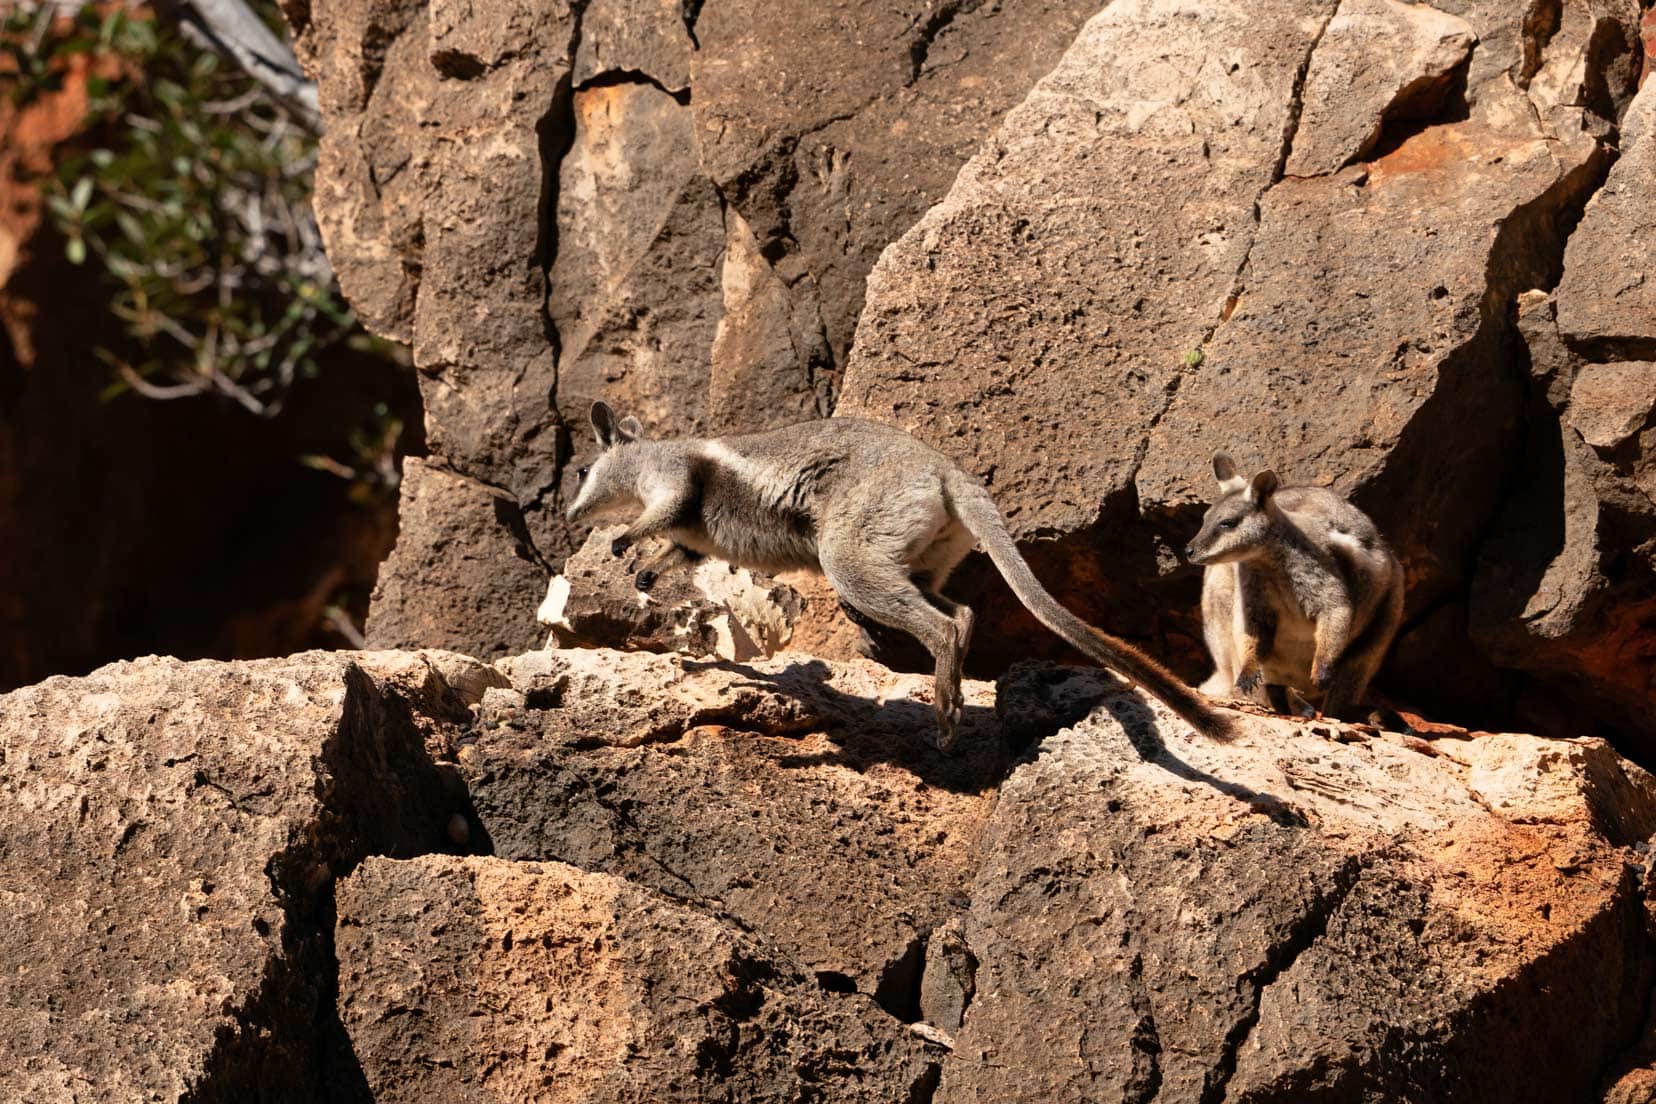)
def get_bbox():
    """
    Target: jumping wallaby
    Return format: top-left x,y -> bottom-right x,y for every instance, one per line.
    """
566,402 -> 1235,749
1185,451 -> 1404,720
